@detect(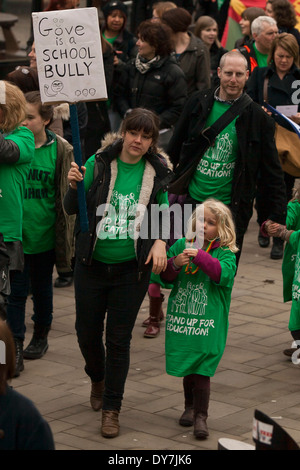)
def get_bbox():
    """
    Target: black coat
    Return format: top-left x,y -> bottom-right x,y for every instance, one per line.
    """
246,63 -> 300,111
167,88 -> 287,237
116,55 -> 188,129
